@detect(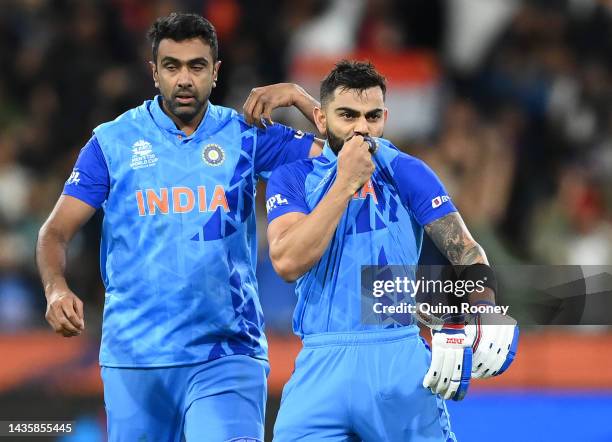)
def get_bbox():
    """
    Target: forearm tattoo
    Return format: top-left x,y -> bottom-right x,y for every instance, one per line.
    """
424,213 -> 487,266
